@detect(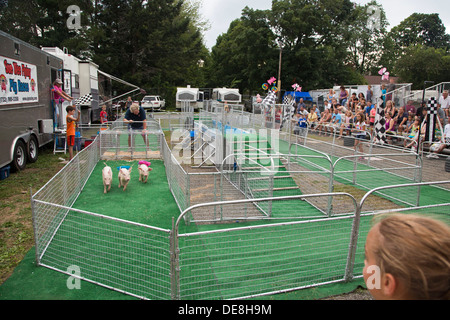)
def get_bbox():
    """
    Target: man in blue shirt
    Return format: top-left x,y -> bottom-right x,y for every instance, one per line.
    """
124,103 -> 148,148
